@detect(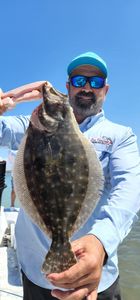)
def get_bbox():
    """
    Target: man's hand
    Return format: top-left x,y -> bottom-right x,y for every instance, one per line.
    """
47,235 -> 106,300
0,81 -> 45,115
2,81 -> 45,103
0,88 -> 15,115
